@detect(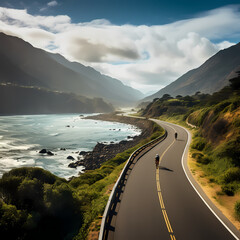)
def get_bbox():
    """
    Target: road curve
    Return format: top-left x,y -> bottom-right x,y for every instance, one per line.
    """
112,120 -> 239,240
